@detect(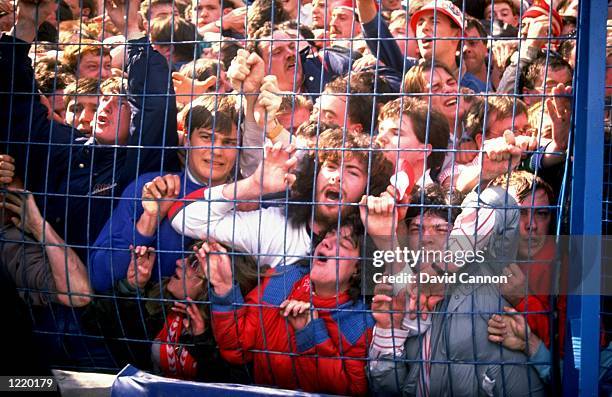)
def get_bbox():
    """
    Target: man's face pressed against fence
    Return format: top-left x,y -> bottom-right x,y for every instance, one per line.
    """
486,111 -> 530,141
518,188 -> 552,258
534,67 -> 572,95
463,27 -> 488,75
314,157 -> 368,225
188,126 -> 238,186
258,31 -> 303,92
167,256 -> 204,300
78,53 -> 112,80
310,226 -> 360,295
93,95 -> 131,145
425,67 -> 462,125
191,0 -> 225,28
376,115 -> 430,169
407,213 -> 451,256
313,94 -> 362,133
65,96 -> 99,136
